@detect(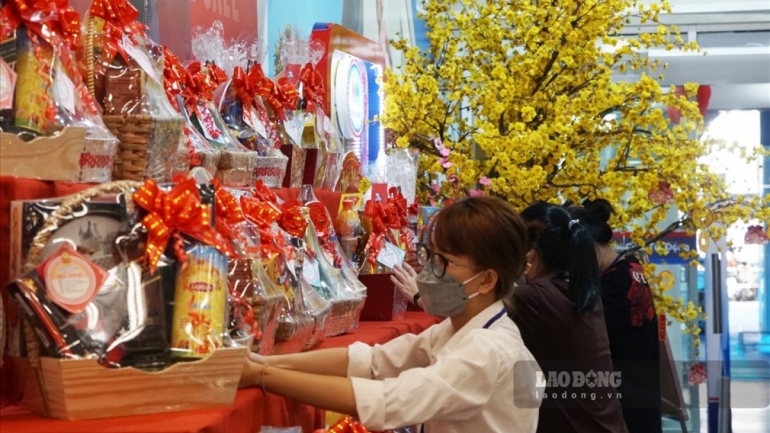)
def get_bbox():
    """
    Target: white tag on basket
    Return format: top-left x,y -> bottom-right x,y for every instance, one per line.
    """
302,252 -> 321,286
122,34 -> 160,83
284,116 -> 303,147
244,107 -> 268,138
53,65 -> 76,114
